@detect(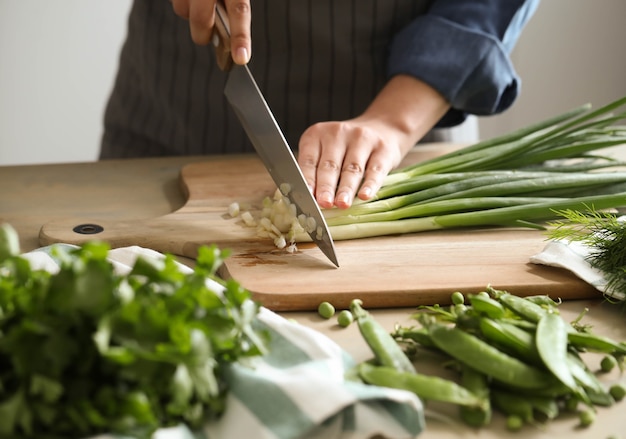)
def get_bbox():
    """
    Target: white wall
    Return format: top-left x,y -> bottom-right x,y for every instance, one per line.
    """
480,0 -> 626,138
1,1 -> 626,165
0,1 -> 132,165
